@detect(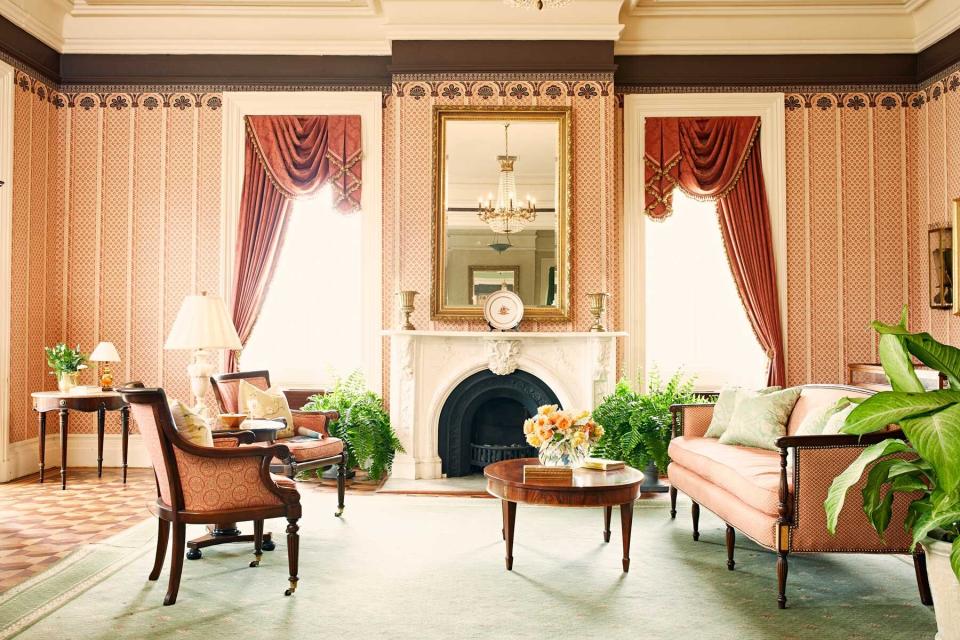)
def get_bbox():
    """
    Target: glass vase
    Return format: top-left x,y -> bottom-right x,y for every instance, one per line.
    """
538,438 -> 589,468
